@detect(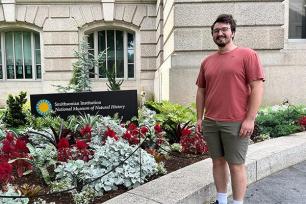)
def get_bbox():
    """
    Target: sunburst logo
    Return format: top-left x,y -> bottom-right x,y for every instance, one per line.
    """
36,99 -> 52,116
